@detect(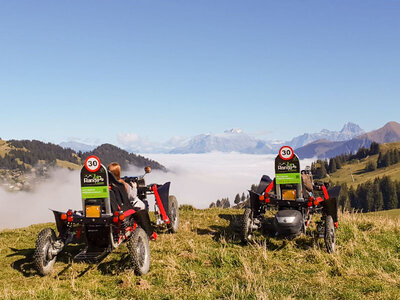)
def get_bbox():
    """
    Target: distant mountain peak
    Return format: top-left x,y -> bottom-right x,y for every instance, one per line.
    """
341,122 -> 364,133
383,121 -> 400,129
